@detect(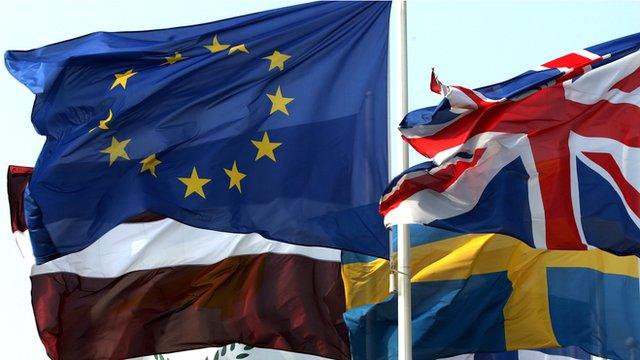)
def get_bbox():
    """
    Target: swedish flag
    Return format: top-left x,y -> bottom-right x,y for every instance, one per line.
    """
343,226 -> 640,360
